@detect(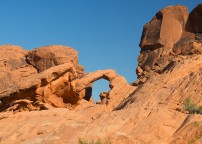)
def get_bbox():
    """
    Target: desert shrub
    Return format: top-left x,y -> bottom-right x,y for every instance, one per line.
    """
184,98 -> 197,114
184,98 -> 202,115
78,138 -> 103,144
197,106 -> 202,114
188,131 -> 202,144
